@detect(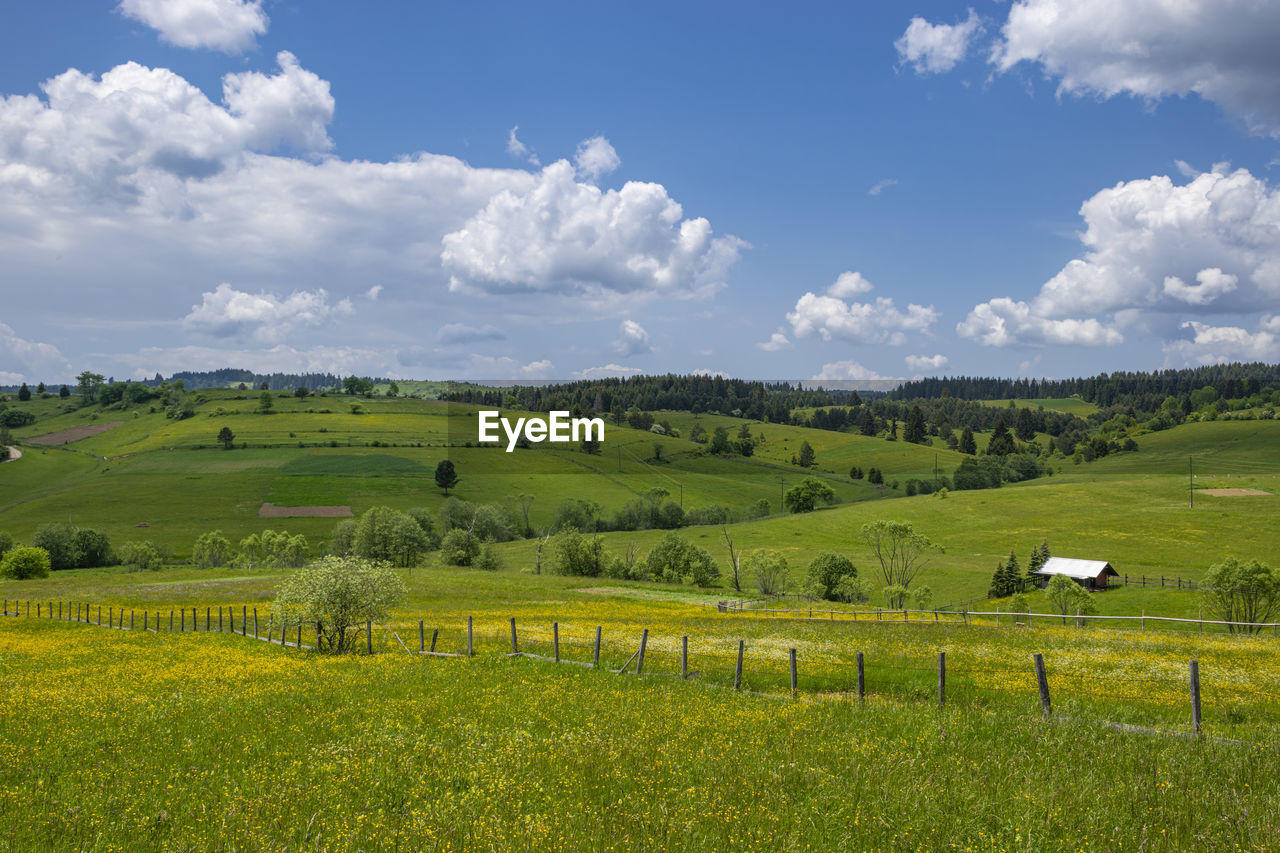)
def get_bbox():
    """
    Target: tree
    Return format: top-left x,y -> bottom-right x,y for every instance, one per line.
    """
784,478 -> 836,513
33,523 -> 77,570
353,506 -> 430,568
1045,575 -> 1095,624
119,541 -> 163,571
859,520 -> 942,607
1014,406 -> 1037,442
273,556 -> 406,653
440,528 -> 481,567
987,419 -> 1016,456
386,381 -> 399,398
75,371 -> 105,403
553,530 -> 605,577
708,426 -> 731,454
17,383 -> 30,401
745,550 -> 791,595
193,531 -> 233,569
36,382 -> 46,395
859,408 -> 877,436
1201,556 -> 1280,634
1027,540 -> 1050,589
294,386 -> 310,398
1005,550 -> 1021,592
903,405 -> 927,444
434,459 -> 458,495
645,533 -> 719,586
342,376 -> 375,396
59,385 -> 70,398
71,528 -> 111,567
796,441 -> 815,468
958,426 -> 977,455
257,391 -> 274,414
1,546 -> 51,579
722,526 -> 743,593
807,552 -> 857,601
217,426 -> 235,449
867,467 -> 884,485
0,531 -> 11,560
849,466 -> 863,480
